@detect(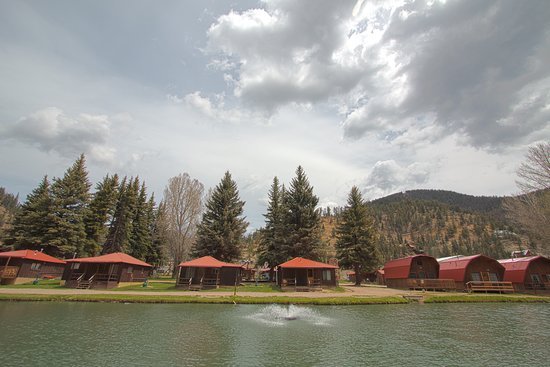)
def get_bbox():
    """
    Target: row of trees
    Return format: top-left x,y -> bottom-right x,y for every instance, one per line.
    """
257,166 -> 379,284
6,155 -> 164,263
